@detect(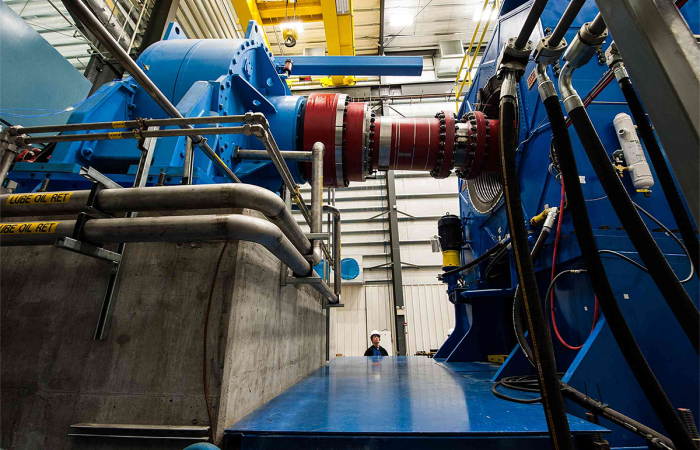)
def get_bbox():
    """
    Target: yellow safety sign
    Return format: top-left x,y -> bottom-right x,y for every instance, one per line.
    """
6,192 -> 73,206
0,222 -> 59,234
